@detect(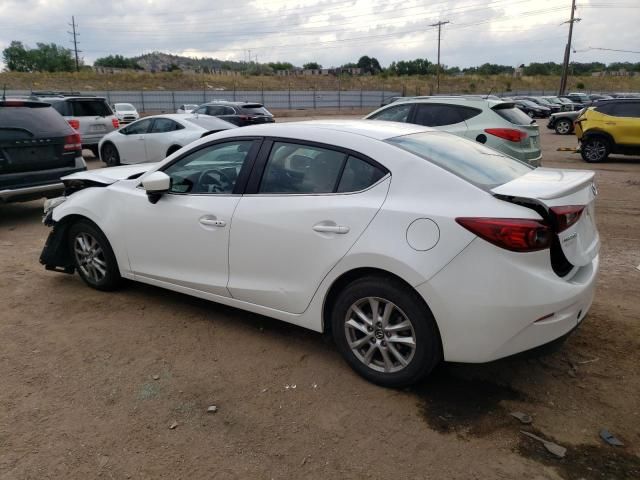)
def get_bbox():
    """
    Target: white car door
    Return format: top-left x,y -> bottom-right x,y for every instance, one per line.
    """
228,140 -> 390,314
117,118 -> 152,164
122,139 -> 260,296
144,117 -> 183,162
